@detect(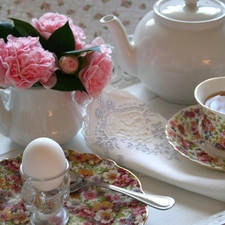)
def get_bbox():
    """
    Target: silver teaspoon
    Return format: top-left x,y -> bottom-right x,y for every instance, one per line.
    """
70,172 -> 175,210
